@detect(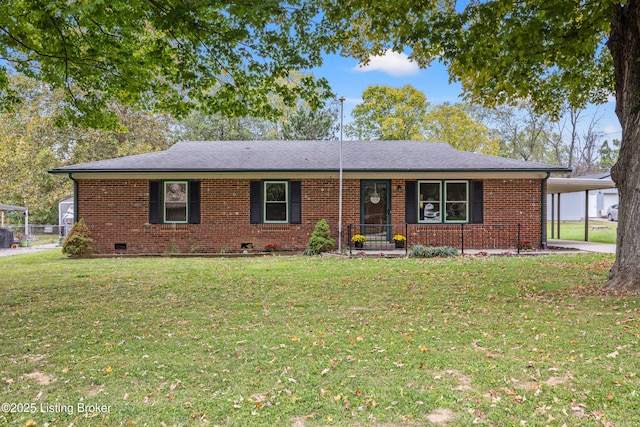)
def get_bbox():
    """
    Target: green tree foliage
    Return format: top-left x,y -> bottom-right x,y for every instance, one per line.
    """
178,72 -> 339,141
0,77 -> 177,223
599,140 -> 620,171
423,103 -> 499,155
179,111 -> 255,141
0,77 -> 73,224
323,0 -> 638,289
281,101 -> 339,140
346,85 -> 428,140
0,0 -> 333,128
307,219 -> 336,254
